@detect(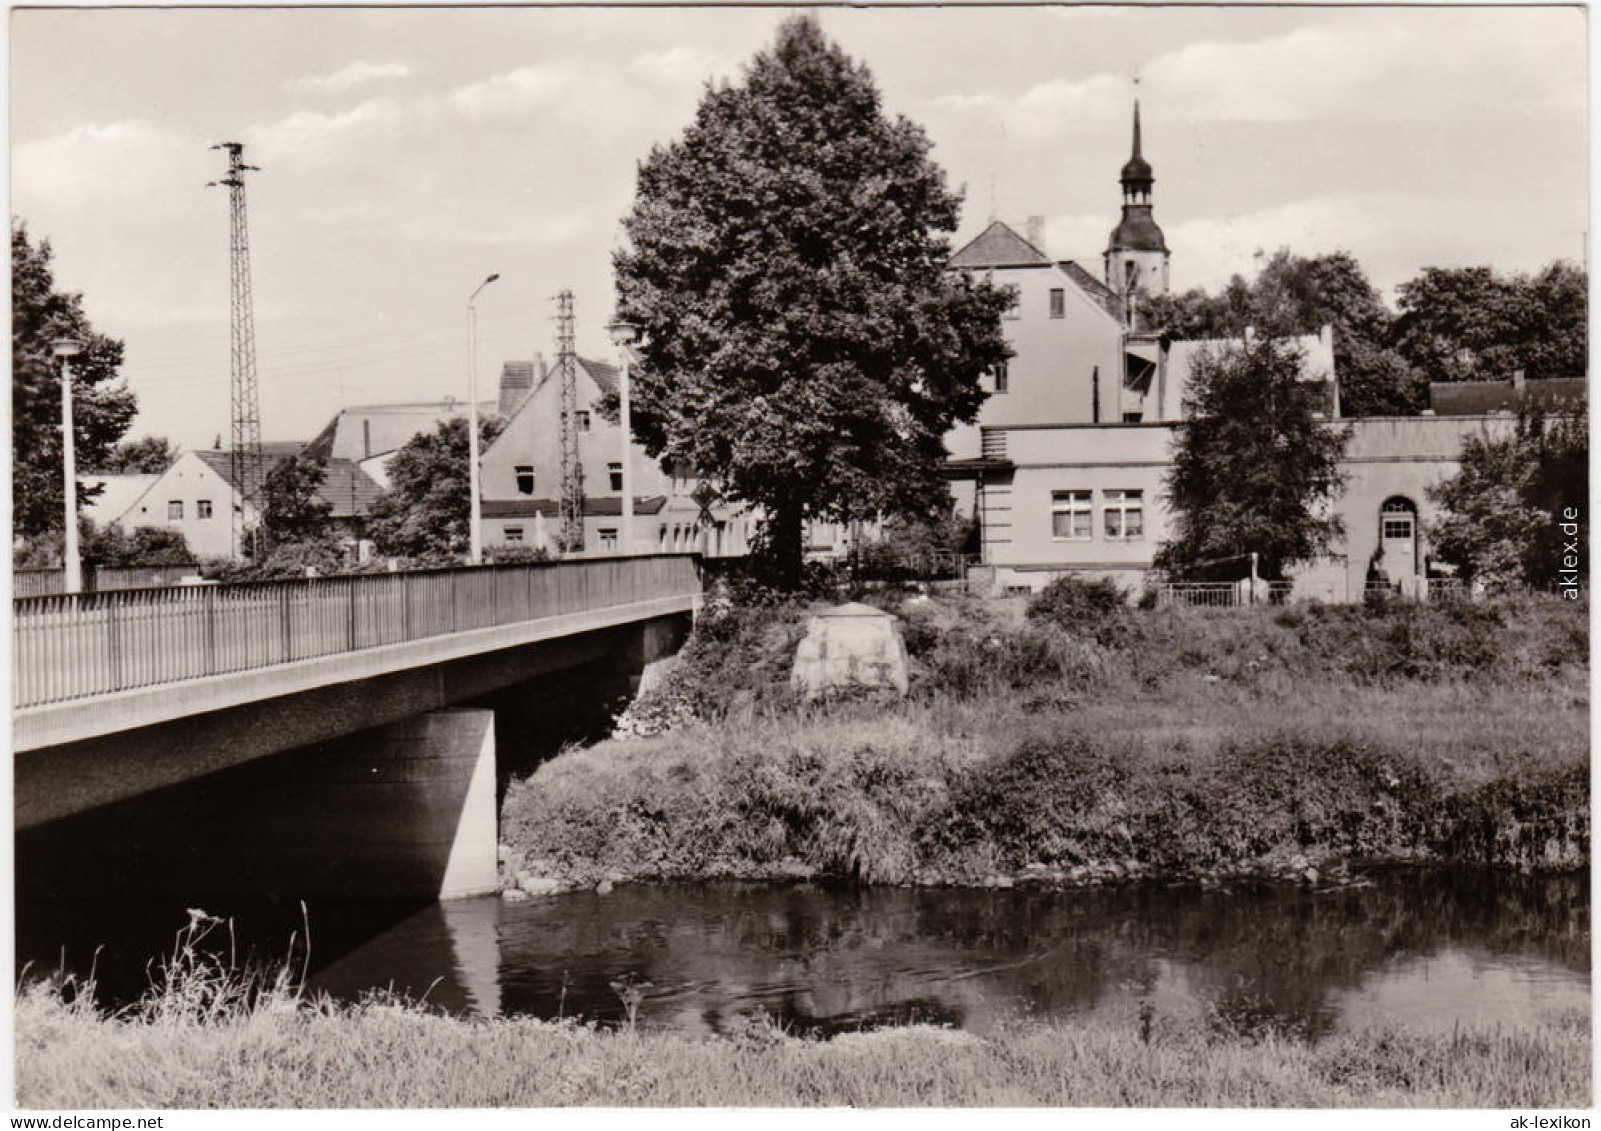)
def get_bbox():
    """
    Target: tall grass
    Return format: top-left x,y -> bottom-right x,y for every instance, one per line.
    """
15,975 -> 1589,1108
